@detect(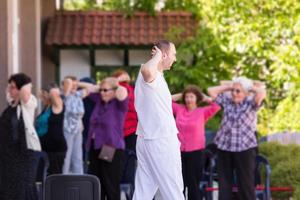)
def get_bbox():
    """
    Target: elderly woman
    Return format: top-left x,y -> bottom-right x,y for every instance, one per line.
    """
62,76 -> 89,174
172,85 -> 220,200
0,73 -> 41,200
36,83 -> 67,174
208,77 -> 266,200
85,77 -> 128,200
112,70 -> 138,185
